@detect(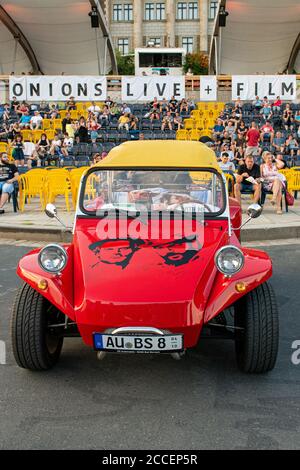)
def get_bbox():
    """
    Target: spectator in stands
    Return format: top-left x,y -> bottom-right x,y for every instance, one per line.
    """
105,96 -> 113,108
150,97 -> 160,110
26,150 -> 39,169
160,98 -> 169,113
213,119 -> 225,140
62,133 -> 74,153
272,96 -> 282,114
2,104 -> 11,122
225,120 -> 236,139
122,103 -> 131,115
220,143 -> 234,161
30,110 -> 43,130
235,98 -> 243,109
99,105 -> 110,124
179,99 -> 189,114
110,102 -> 121,119
252,96 -> 262,111
0,152 -> 19,214
11,97 -> 19,113
88,101 -> 101,118
246,122 -> 261,156
93,153 -> 102,165
129,114 -> 139,130
234,155 -> 261,205
19,111 -> 31,129
139,132 -> 145,140
88,118 -> 101,142
283,104 -> 294,131
276,153 -> 288,169
12,134 -> 25,166
62,112 -> 72,133
39,101 -> 49,116
272,131 -> 285,154
118,113 -> 130,131
150,109 -> 160,121
234,146 -> 245,165
77,117 -> 89,143
285,134 -> 300,159
218,152 -> 235,173
236,120 -> 248,137
261,103 -> 273,121
161,112 -> 173,131
16,101 -> 29,117
260,121 -> 274,144
173,112 -> 183,130
66,96 -> 76,111
260,151 -> 285,214
36,133 -> 50,165
49,104 -> 59,119
295,110 -> 300,124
